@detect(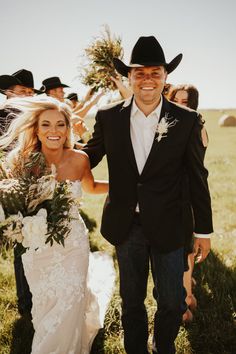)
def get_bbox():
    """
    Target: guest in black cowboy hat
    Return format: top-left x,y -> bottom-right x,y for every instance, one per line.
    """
66,88 -> 104,117
0,69 -> 41,98
0,69 -> 42,137
65,89 -> 104,146
84,35 -> 213,354
40,76 -> 69,102
66,92 -> 78,107
0,69 -> 42,135
65,91 -> 90,146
